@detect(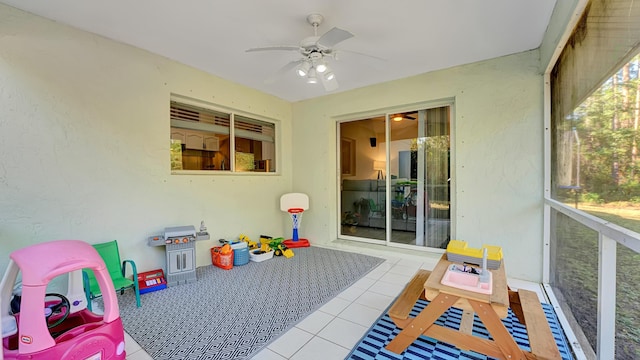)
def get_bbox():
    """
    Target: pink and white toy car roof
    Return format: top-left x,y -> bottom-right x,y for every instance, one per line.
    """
1,240 -> 120,356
